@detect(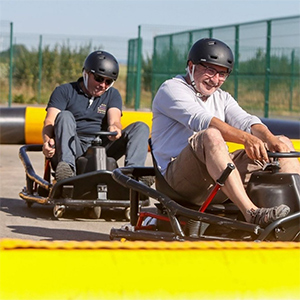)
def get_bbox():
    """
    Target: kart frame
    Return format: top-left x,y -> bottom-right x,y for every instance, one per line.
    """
19,143 -> 149,219
110,153 -> 300,242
